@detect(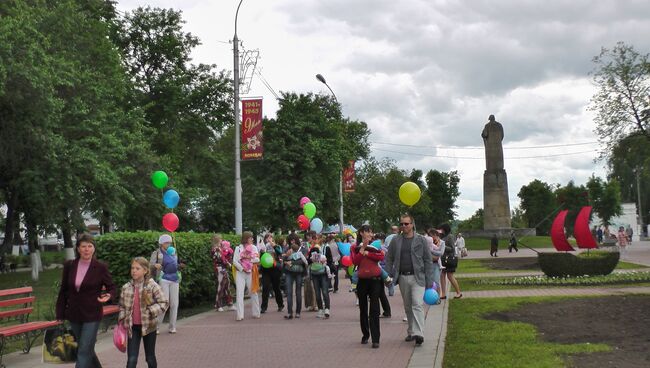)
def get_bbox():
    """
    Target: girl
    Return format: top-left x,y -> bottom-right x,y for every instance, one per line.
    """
438,224 -> 462,299
210,235 -> 234,311
119,257 -> 169,368
283,234 -> 308,319
233,231 -> 261,320
352,225 -> 384,349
